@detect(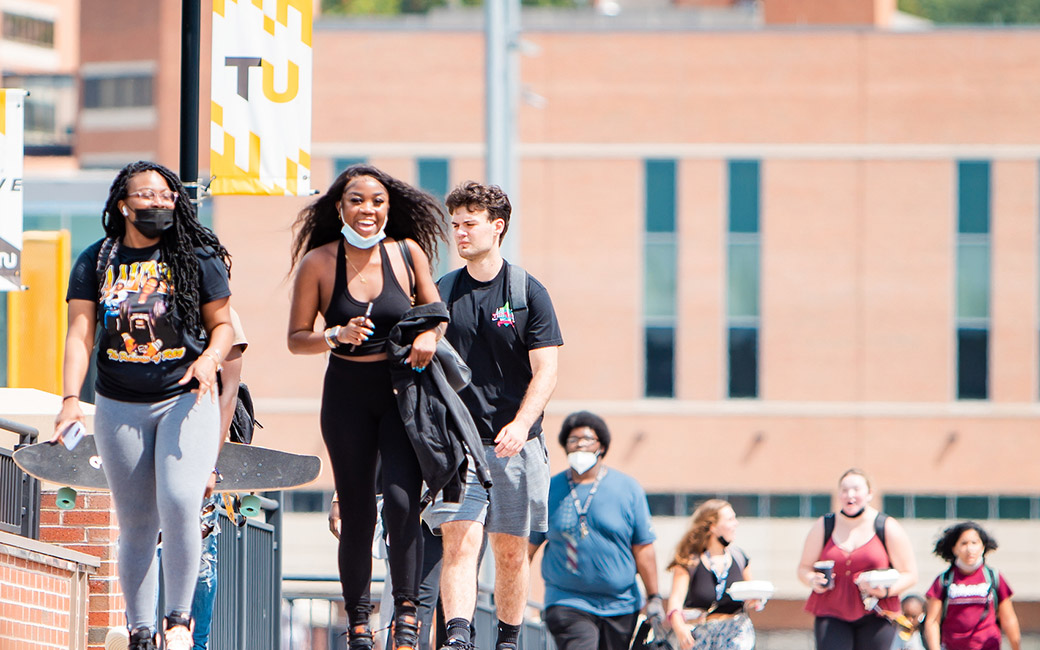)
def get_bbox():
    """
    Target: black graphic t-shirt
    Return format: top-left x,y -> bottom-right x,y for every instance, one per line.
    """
67,239 -> 231,402
440,263 -> 563,443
